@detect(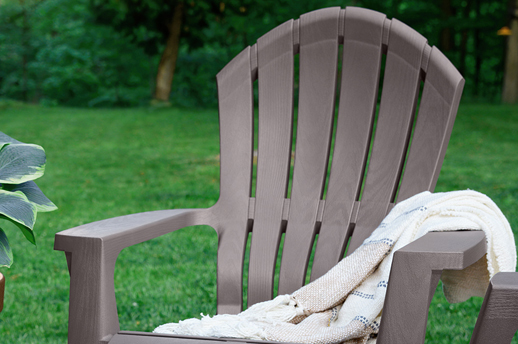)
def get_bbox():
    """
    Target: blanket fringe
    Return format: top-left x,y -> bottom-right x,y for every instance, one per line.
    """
153,294 -> 305,339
